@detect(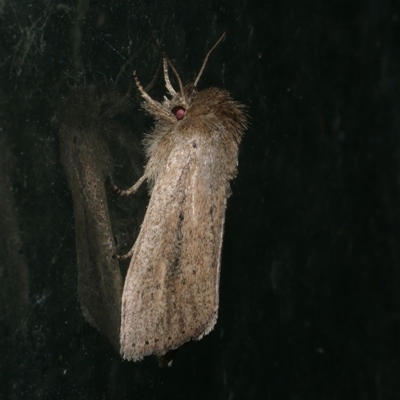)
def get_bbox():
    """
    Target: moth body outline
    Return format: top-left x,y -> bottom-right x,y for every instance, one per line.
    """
118,33 -> 247,361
